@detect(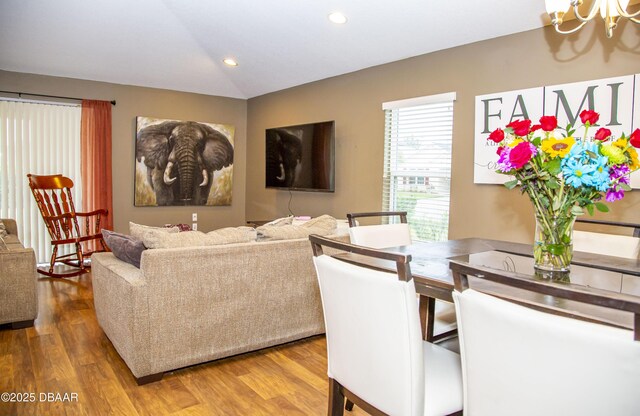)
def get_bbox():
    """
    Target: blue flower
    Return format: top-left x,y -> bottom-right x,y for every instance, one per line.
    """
561,140 -> 610,190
